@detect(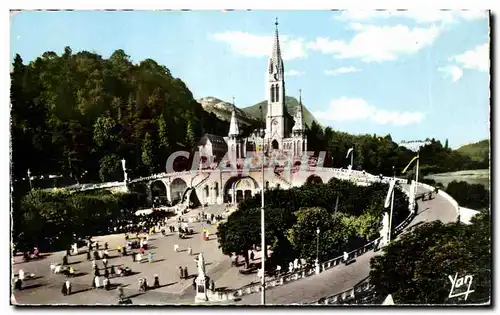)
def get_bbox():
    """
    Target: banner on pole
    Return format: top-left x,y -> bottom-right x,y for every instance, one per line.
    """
402,154 -> 419,174
384,179 -> 396,208
346,148 -> 354,159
